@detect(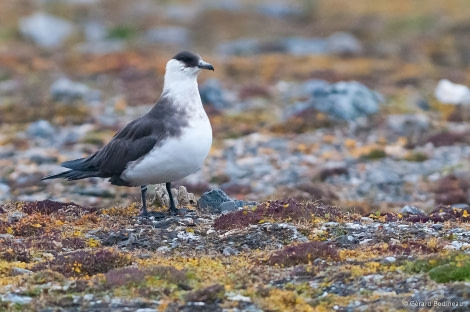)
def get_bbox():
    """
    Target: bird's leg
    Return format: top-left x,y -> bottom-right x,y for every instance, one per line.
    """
140,185 -> 148,216
166,182 -> 177,215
